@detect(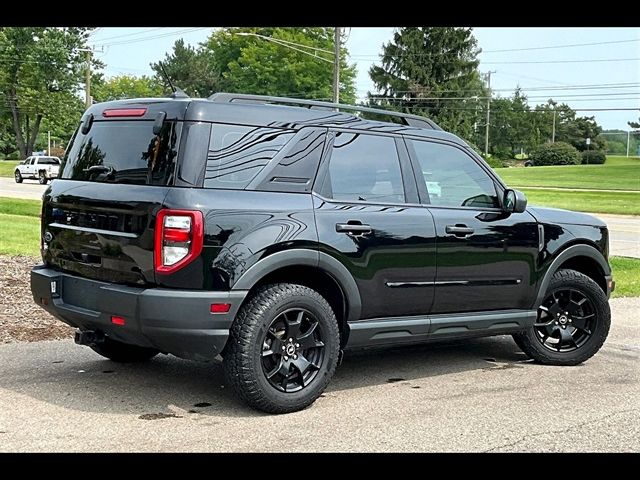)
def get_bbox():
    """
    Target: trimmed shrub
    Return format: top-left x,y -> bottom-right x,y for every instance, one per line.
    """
581,150 -> 606,165
484,156 -> 506,169
529,142 -> 580,166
